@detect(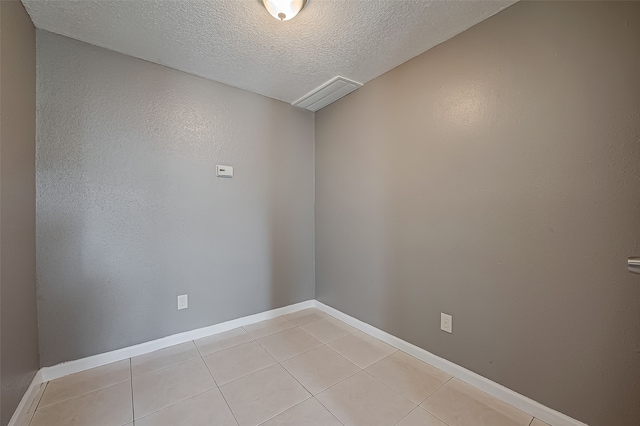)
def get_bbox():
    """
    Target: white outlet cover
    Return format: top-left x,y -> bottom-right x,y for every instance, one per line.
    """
441,313 -> 452,333
177,294 -> 188,310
